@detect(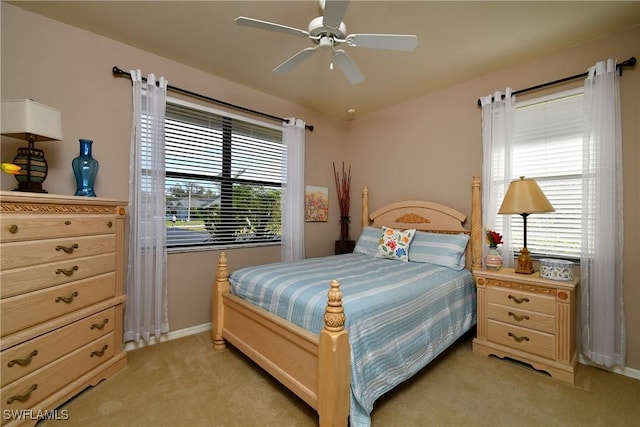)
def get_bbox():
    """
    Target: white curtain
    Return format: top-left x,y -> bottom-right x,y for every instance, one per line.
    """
580,59 -> 625,367
480,89 -> 515,267
281,118 -> 306,261
124,70 -> 170,343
